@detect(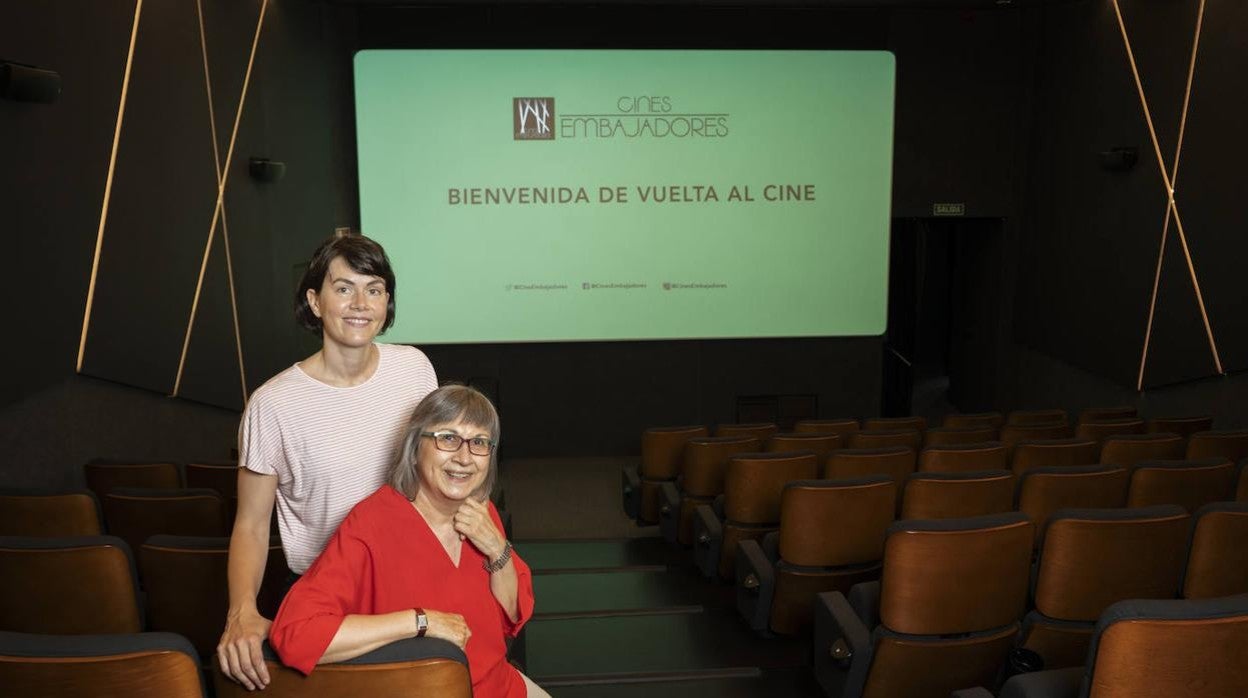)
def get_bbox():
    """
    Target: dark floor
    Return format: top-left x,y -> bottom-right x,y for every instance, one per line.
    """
514,537 -> 822,697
